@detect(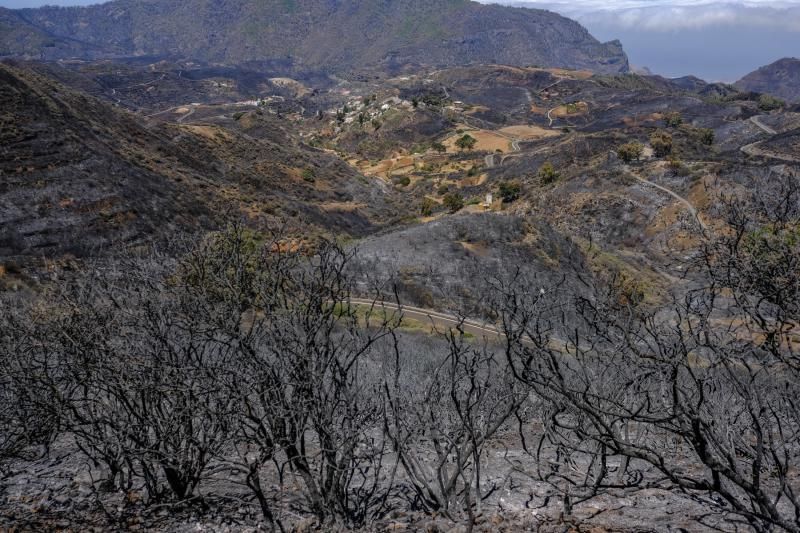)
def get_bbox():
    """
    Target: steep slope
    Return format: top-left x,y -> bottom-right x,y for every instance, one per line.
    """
736,58 -> 800,103
1,0 -> 627,74
0,61 -> 394,265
